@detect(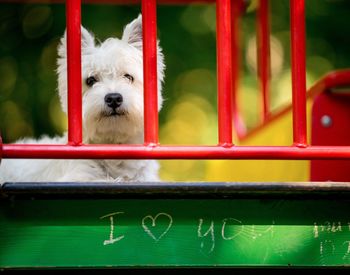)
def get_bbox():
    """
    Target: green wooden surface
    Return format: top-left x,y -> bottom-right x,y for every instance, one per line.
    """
1,198 -> 350,268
